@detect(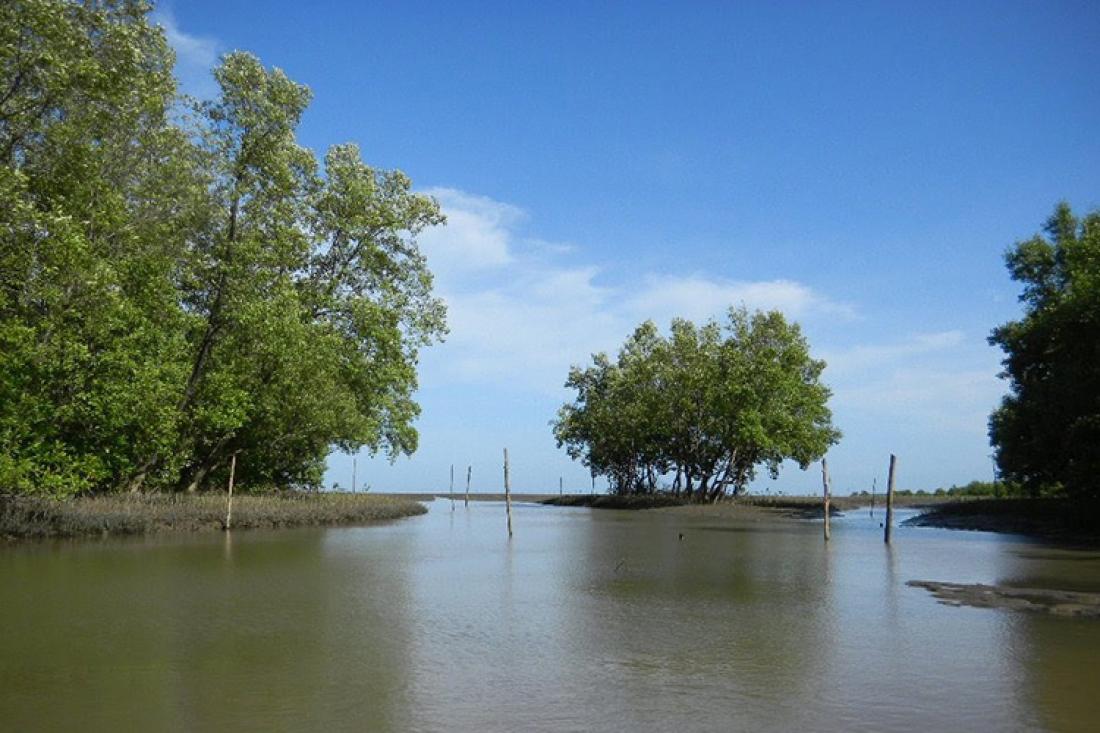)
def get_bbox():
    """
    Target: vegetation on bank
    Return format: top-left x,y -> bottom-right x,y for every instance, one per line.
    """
926,480 -> 1023,498
543,492 -> 1099,542
846,480 -> 1024,500
906,499 -> 1100,545
989,204 -> 1100,501
0,493 -> 426,540
553,310 -> 839,502
542,494 -> 689,510
543,493 -> 851,514
1,1 -> 444,498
